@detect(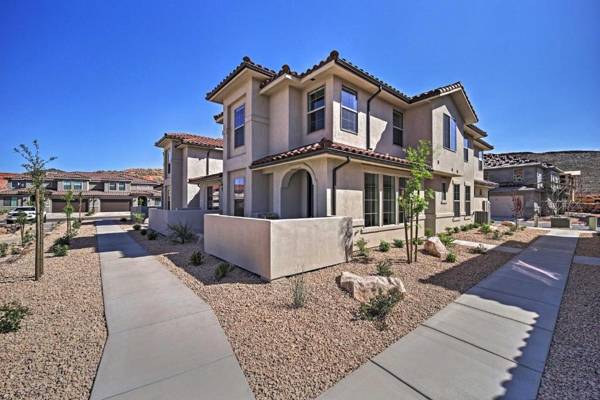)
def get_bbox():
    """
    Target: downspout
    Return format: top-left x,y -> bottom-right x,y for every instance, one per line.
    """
206,149 -> 211,176
332,156 -> 351,215
366,86 -> 382,150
